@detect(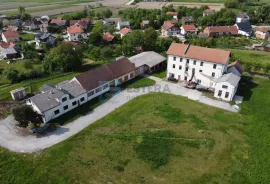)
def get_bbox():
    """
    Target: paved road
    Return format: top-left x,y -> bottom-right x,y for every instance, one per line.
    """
0,77 -> 238,153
